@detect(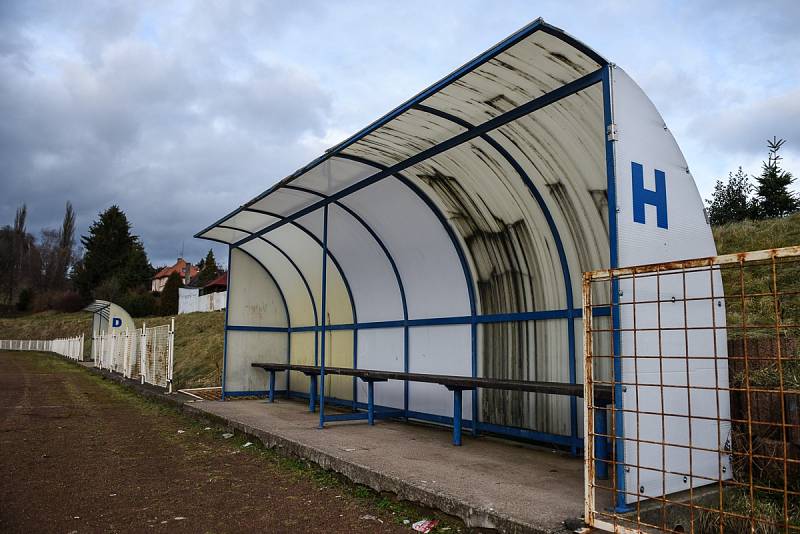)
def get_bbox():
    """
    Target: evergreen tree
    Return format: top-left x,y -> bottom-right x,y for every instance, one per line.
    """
196,249 -> 219,286
73,206 -> 153,297
159,272 -> 181,315
705,167 -> 755,225
752,137 -> 798,219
